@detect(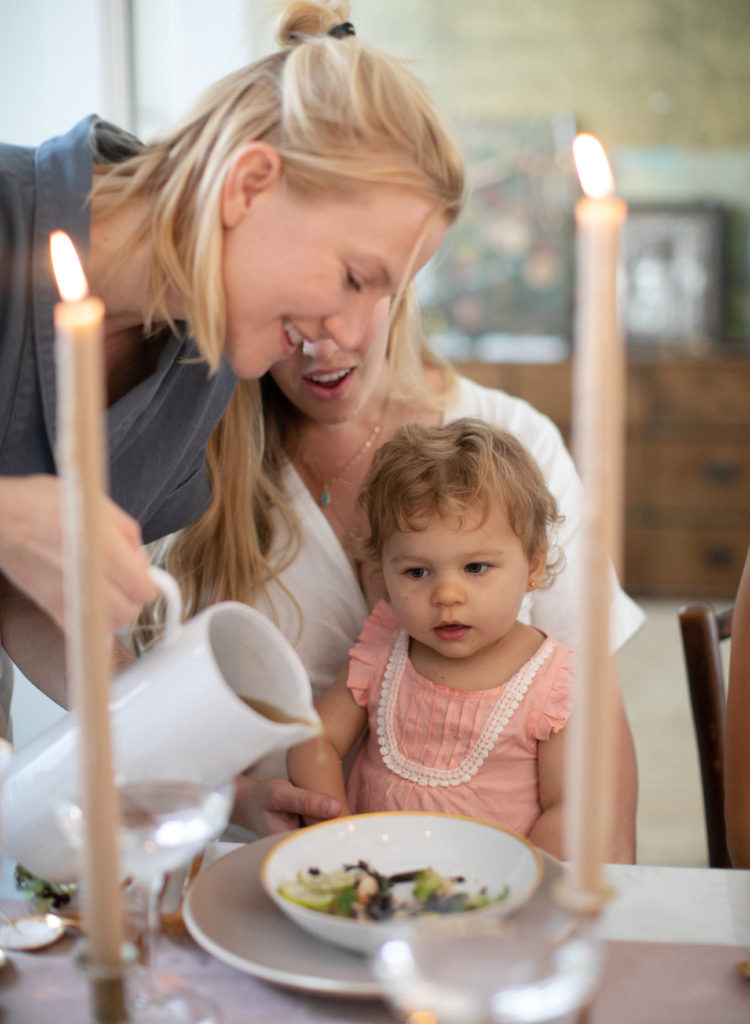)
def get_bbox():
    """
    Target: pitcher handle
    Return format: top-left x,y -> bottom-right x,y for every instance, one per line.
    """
147,566 -> 183,643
